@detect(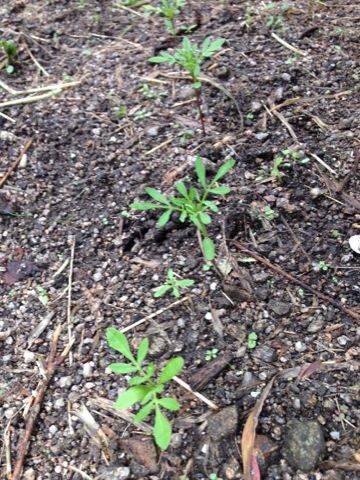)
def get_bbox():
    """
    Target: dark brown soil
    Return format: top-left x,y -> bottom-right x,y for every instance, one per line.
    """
0,1 -> 359,479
